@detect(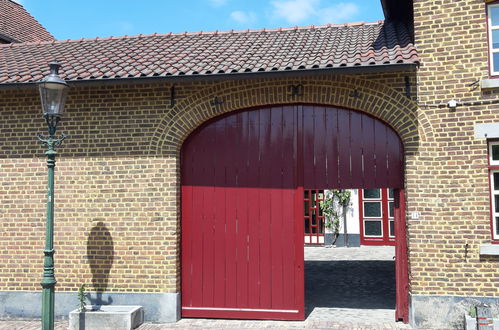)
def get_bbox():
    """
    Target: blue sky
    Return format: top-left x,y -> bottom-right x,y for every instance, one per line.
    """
17,0 -> 384,40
